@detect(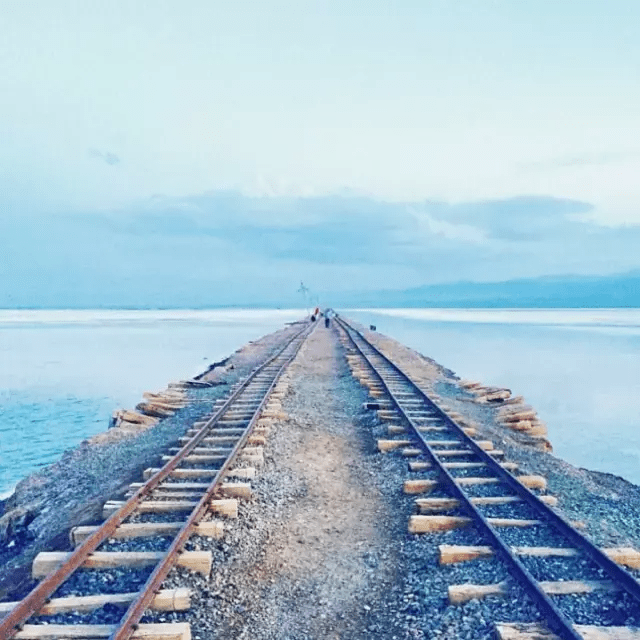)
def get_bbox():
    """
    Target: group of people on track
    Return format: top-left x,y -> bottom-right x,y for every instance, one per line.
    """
310,307 -> 334,328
